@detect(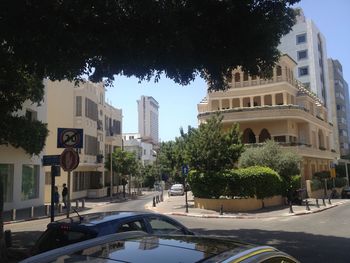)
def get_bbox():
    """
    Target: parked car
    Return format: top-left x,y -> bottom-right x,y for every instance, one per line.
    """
30,211 -> 194,255
169,183 -> 185,196
21,231 -> 300,263
341,187 -> 350,198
